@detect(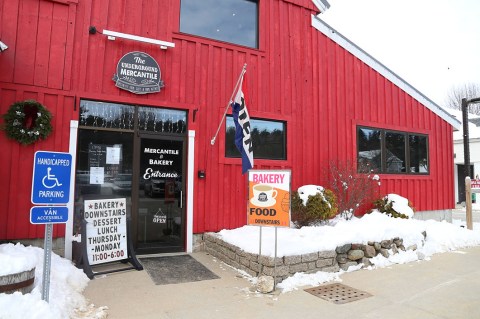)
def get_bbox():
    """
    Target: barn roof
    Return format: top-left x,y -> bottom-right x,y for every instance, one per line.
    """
312,0 -> 330,13
311,15 -> 461,130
